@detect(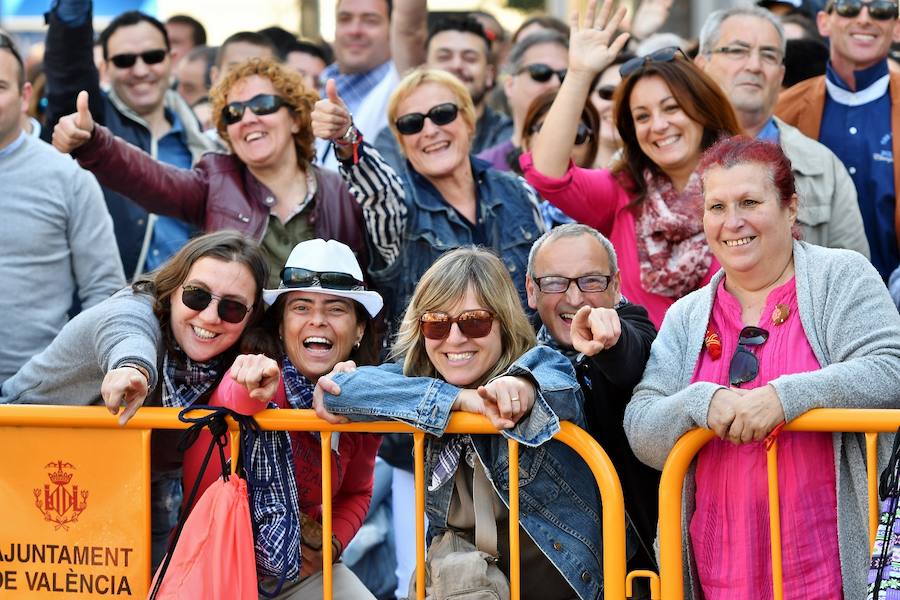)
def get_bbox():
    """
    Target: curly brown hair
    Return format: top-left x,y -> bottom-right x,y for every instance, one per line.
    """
210,57 -> 320,168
